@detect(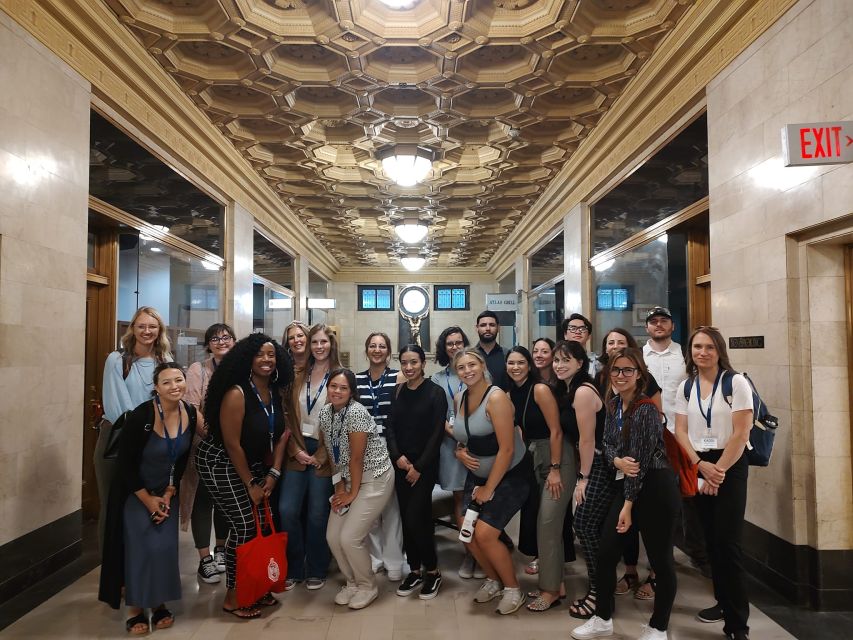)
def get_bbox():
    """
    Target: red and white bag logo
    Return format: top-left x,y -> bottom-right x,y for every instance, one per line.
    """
267,557 -> 280,582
